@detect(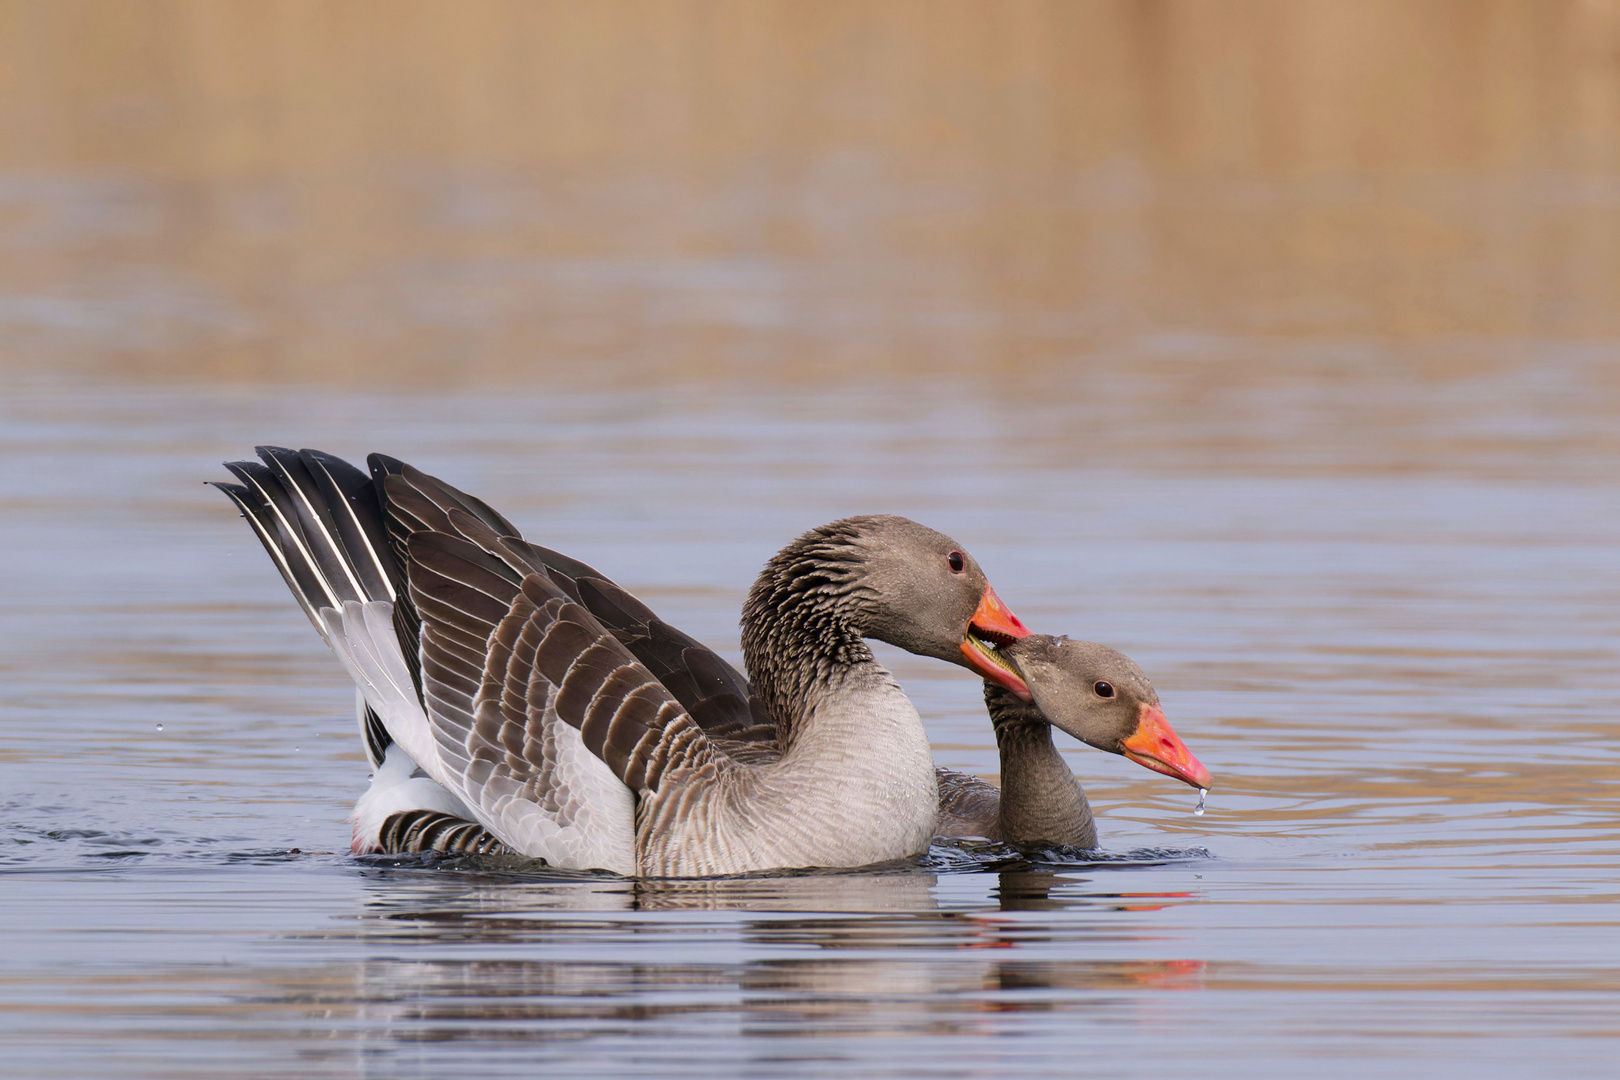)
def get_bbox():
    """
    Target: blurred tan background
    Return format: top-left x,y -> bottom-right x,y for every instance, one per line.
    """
0,0 -> 1617,387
